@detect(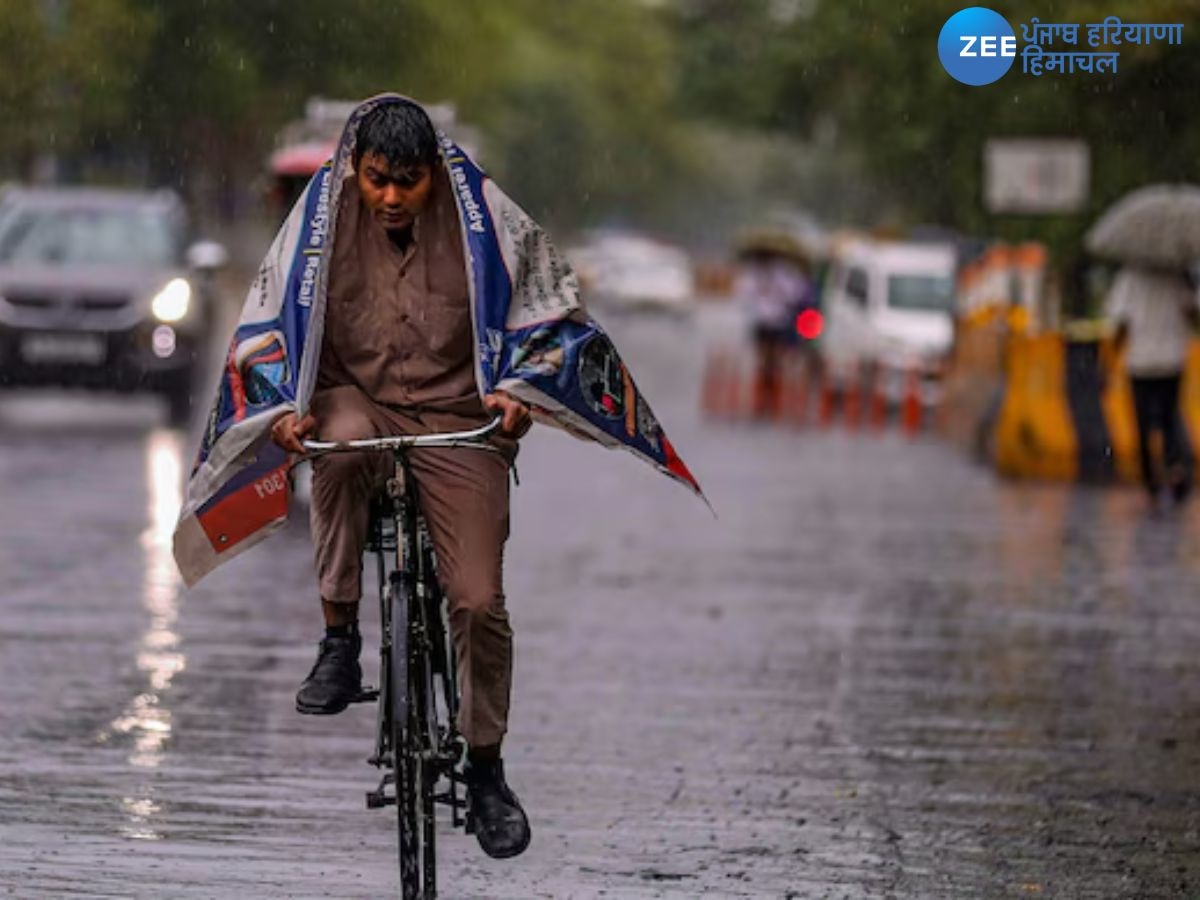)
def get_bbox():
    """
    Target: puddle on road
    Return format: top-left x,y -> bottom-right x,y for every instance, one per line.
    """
95,428 -> 185,840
